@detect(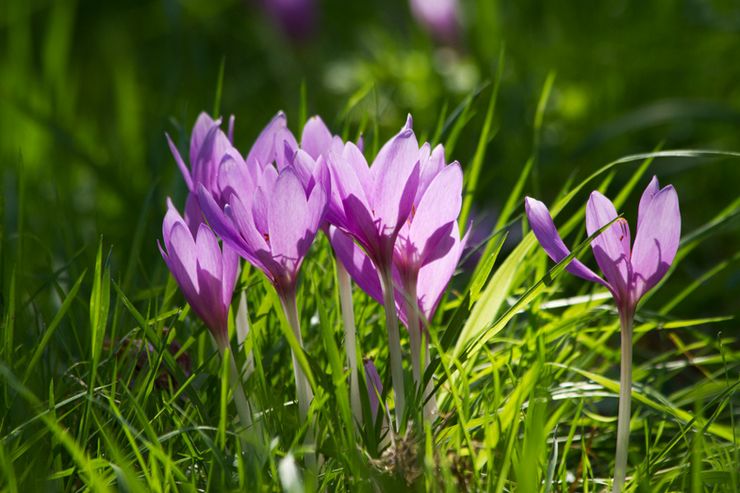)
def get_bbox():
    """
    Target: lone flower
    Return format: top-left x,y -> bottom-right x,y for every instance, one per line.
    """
158,199 -> 257,436
525,176 -> 680,493
158,199 -> 238,349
